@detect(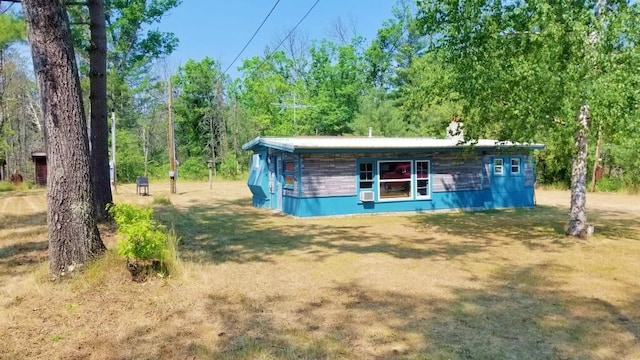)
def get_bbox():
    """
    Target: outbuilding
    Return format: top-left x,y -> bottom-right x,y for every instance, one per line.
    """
31,151 -> 47,186
0,158 -> 6,181
242,136 -> 544,217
